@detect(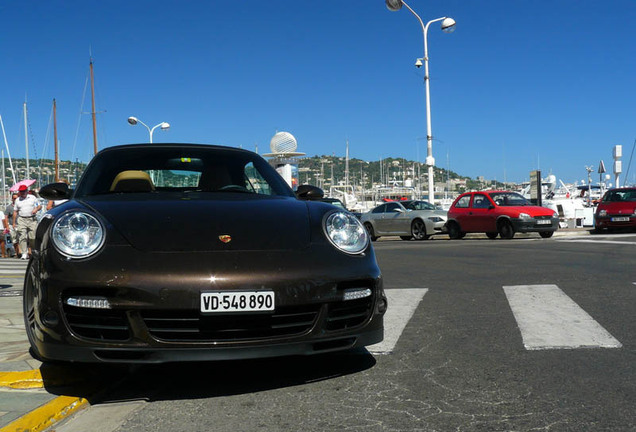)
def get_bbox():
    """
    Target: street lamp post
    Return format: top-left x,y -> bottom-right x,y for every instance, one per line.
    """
386,0 -> 456,204
127,116 -> 170,143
